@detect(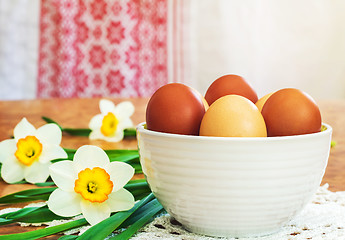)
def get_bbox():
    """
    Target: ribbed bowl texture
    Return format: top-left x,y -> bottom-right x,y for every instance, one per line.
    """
136,122 -> 332,238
